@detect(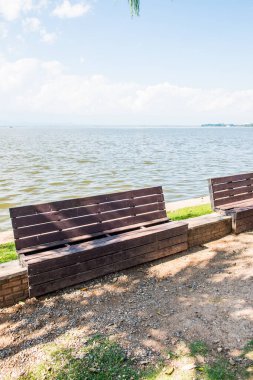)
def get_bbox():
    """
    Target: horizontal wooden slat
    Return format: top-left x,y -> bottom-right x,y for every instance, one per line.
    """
219,199 -> 253,210
234,215 -> 253,228
10,187 -> 163,218
233,207 -> 253,220
12,196 -> 165,229
213,186 -> 253,200
15,211 -> 168,250
24,222 -> 188,271
215,192 -> 253,207
17,217 -> 171,254
29,233 -> 187,286
14,214 -> 102,239
212,178 -> 253,192
211,173 -> 253,185
29,242 -> 158,286
14,202 -> 166,240
29,241 -> 188,297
